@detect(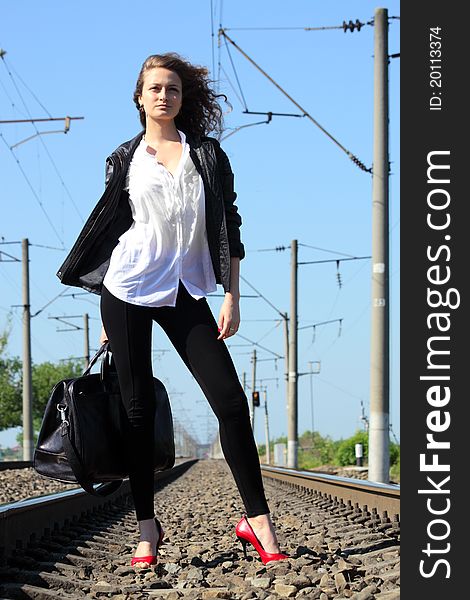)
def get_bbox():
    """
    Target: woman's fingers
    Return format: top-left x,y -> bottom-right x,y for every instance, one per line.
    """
218,301 -> 240,339
217,321 -> 239,340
